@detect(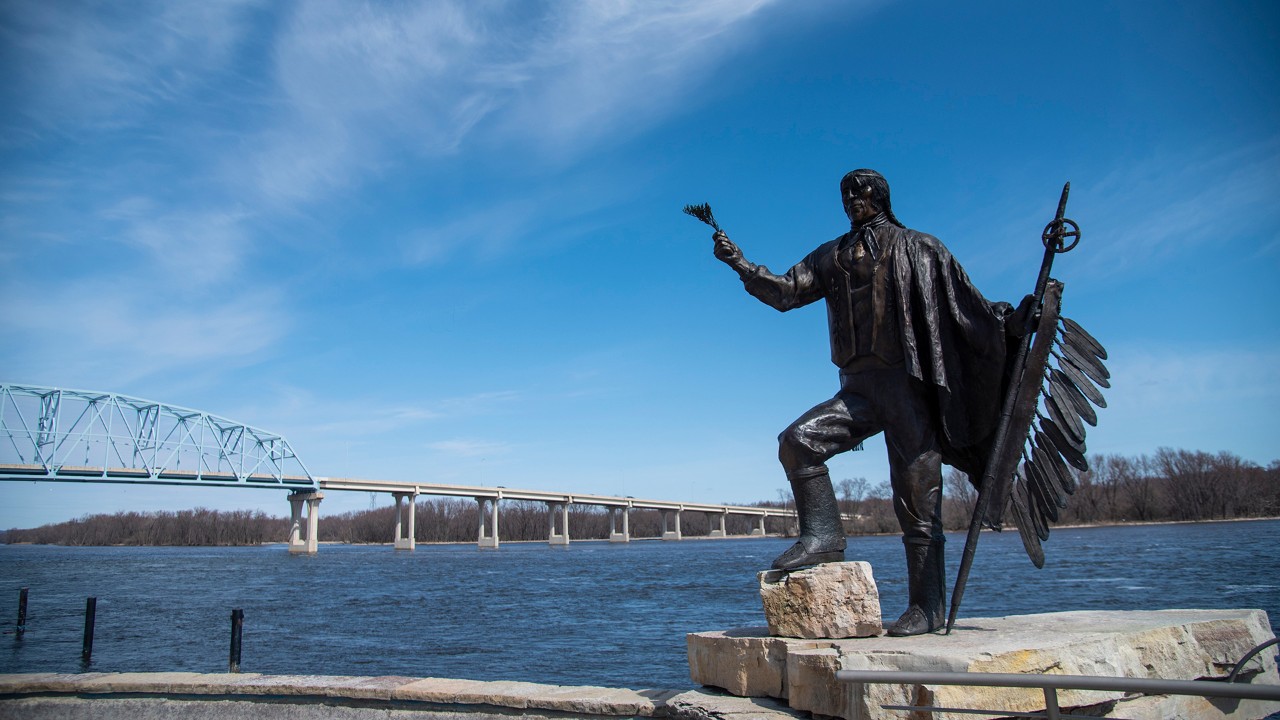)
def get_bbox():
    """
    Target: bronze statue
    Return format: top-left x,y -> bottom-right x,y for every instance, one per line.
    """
702,170 -> 1035,636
